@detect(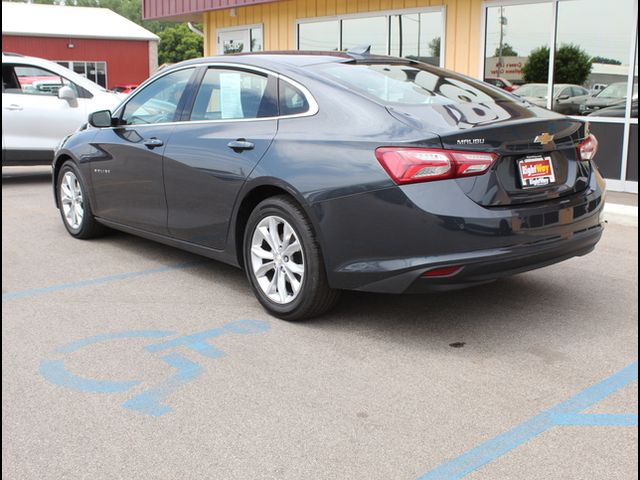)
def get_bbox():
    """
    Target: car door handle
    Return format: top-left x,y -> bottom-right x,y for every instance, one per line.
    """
143,138 -> 164,149
4,104 -> 23,111
227,139 -> 255,152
